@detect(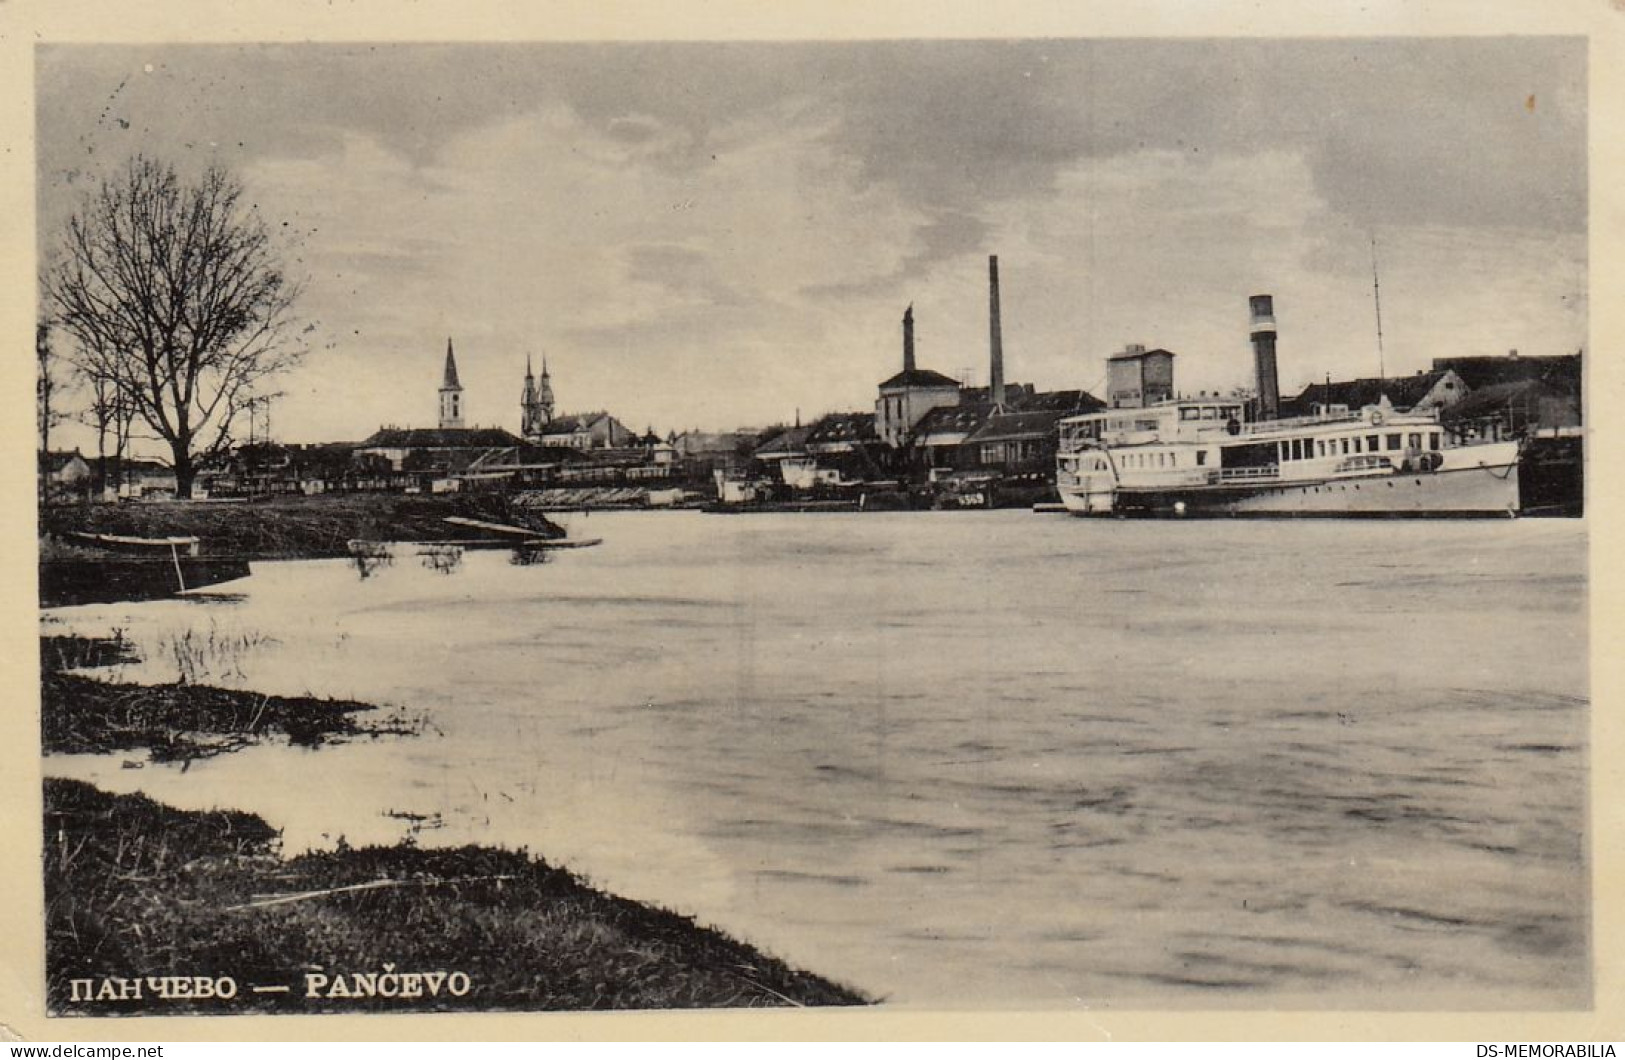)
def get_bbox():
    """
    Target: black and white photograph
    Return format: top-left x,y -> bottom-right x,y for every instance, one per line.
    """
9,2 -> 1619,1041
